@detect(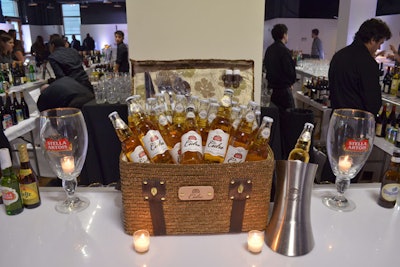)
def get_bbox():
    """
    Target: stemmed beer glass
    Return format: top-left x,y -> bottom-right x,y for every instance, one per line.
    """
39,108 -> 90,214
322,109 -> 375,212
